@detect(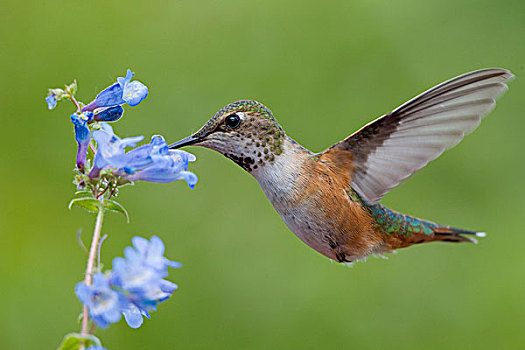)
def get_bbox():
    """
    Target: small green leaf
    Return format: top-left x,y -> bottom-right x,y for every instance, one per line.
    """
103,199 -> 129,223
74,190 -> 92,196
69,197 -> 102,213
57,332 -> 101,350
